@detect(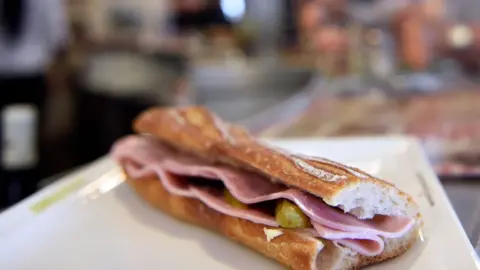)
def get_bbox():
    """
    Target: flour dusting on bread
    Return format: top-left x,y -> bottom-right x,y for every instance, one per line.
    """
293,158 -> 348,182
